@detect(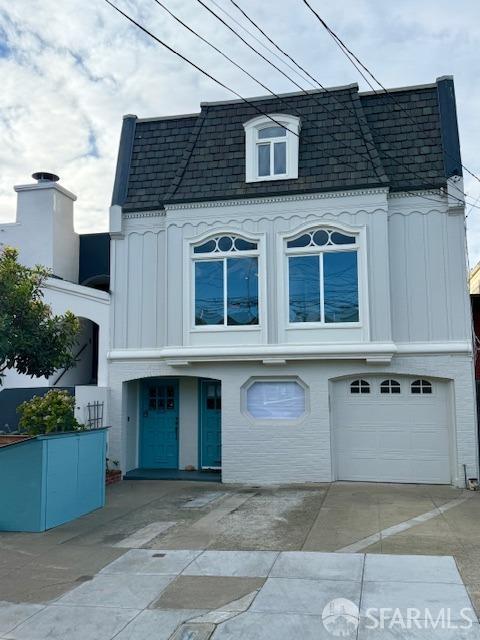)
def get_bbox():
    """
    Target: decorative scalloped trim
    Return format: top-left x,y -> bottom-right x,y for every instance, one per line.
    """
167,211 -> 378,230
164,187 -> 389,211
389,189 -> 443,198
123,210 -> 166,219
